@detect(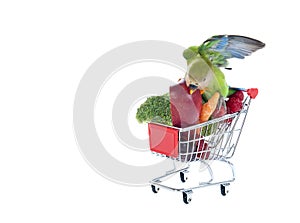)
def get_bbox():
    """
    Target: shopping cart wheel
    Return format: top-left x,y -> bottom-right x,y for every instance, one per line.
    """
180,170 -> 188,183
151,185 -> 160,193
182,190 -> 193,204
220,183 -> 230,196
